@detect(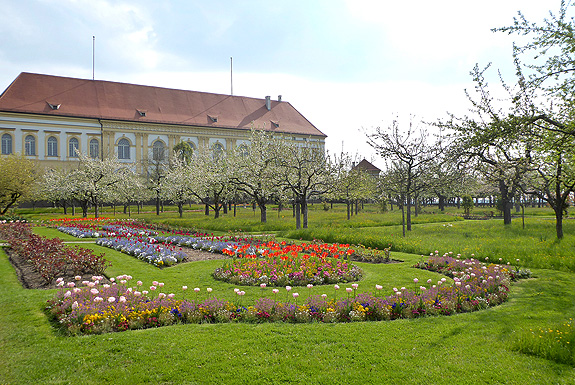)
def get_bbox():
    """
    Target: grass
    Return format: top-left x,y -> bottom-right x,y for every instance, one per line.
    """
1,205 -> 575,384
